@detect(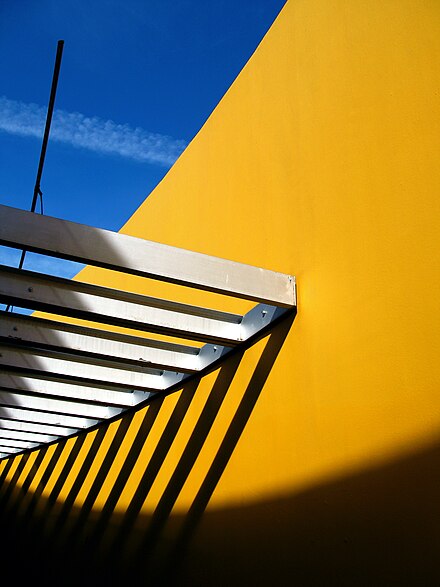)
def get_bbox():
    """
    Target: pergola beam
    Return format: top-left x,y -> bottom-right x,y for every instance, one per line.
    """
0,266 -> 242,345
0,418 -> 77,437
0,428 -> 58,443
0,389 -> 122,419
0,372 -> 145,407
0,204 -> 295,307
0,446 -> 22,455
0,406 -> 98,429
0,437 -> 39,450
0,311 -> 200,373
0,344 -> 166,391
